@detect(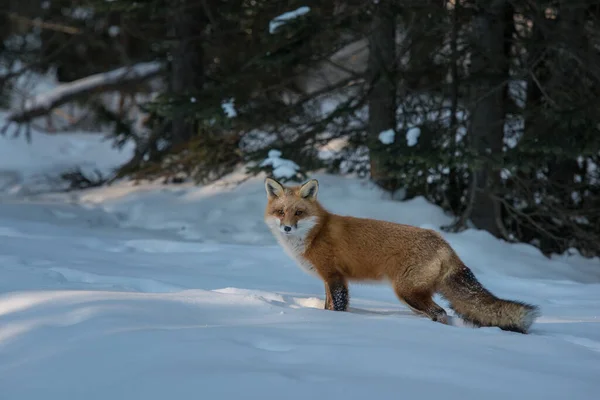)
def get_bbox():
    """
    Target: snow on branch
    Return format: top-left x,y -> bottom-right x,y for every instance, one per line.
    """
269,6 -> 311,34
6,62 -> 163,124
